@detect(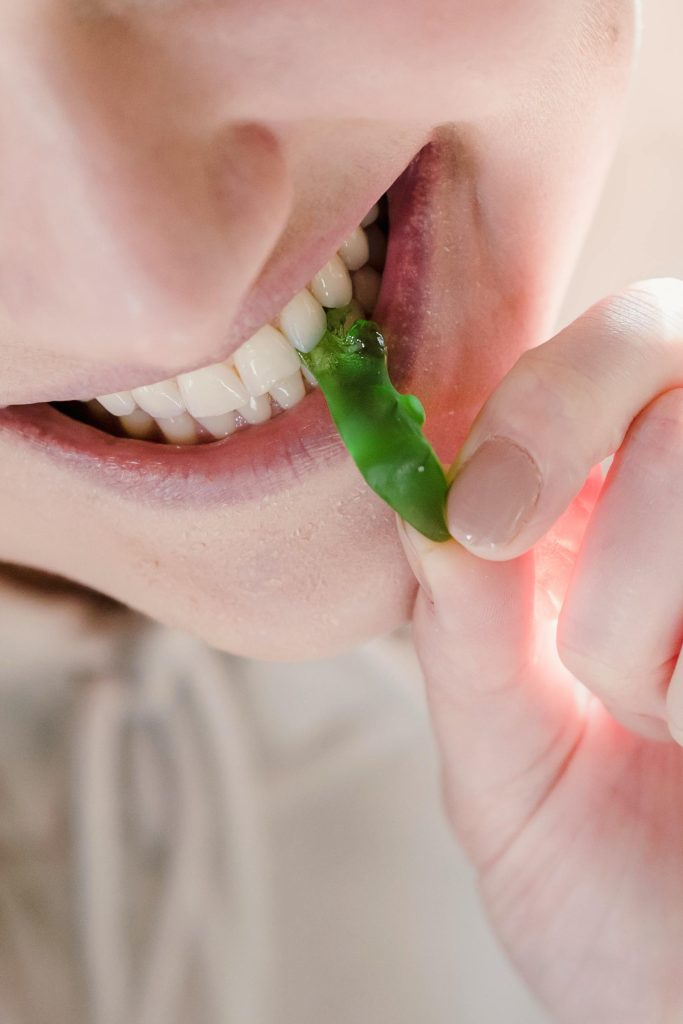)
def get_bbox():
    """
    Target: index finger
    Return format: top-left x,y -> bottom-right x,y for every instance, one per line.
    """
446,279 -> 683,559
